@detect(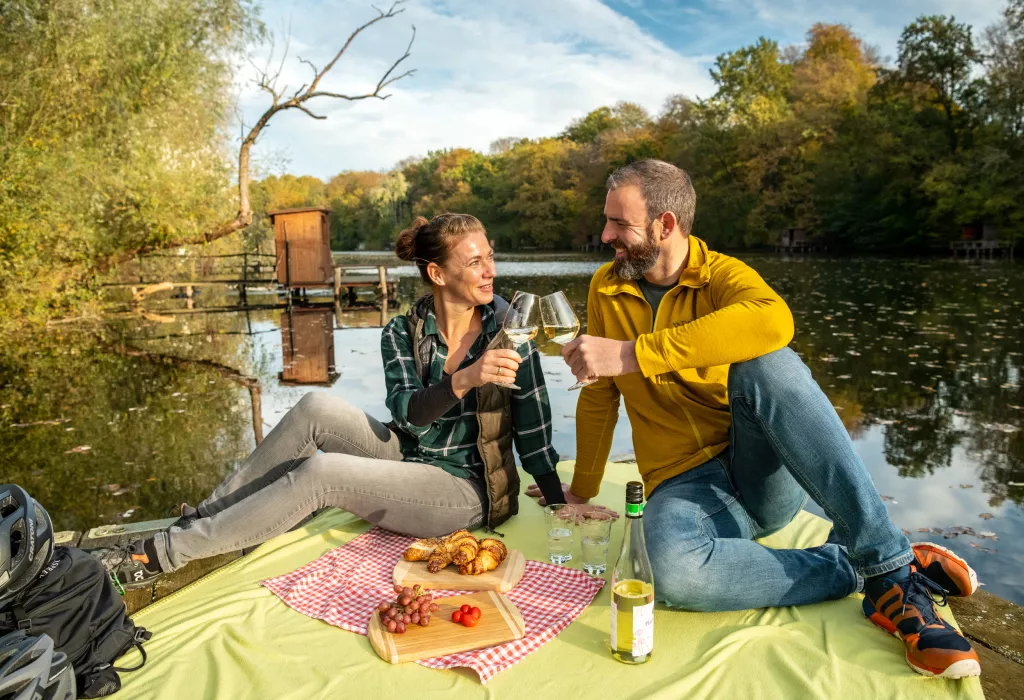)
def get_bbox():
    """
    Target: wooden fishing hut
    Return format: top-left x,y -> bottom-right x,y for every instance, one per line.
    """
269,207 -> 334,289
